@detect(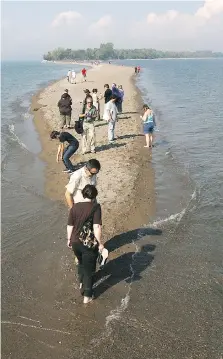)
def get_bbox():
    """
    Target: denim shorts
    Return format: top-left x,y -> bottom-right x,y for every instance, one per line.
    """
143,123 -> 154,134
